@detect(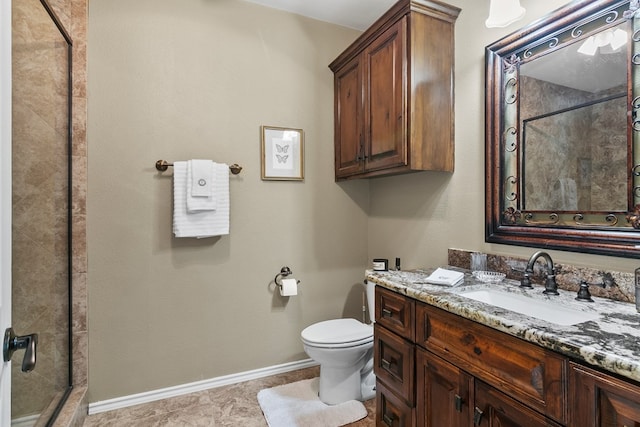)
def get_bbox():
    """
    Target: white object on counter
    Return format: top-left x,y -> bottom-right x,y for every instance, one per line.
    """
425,268 -> 464,286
